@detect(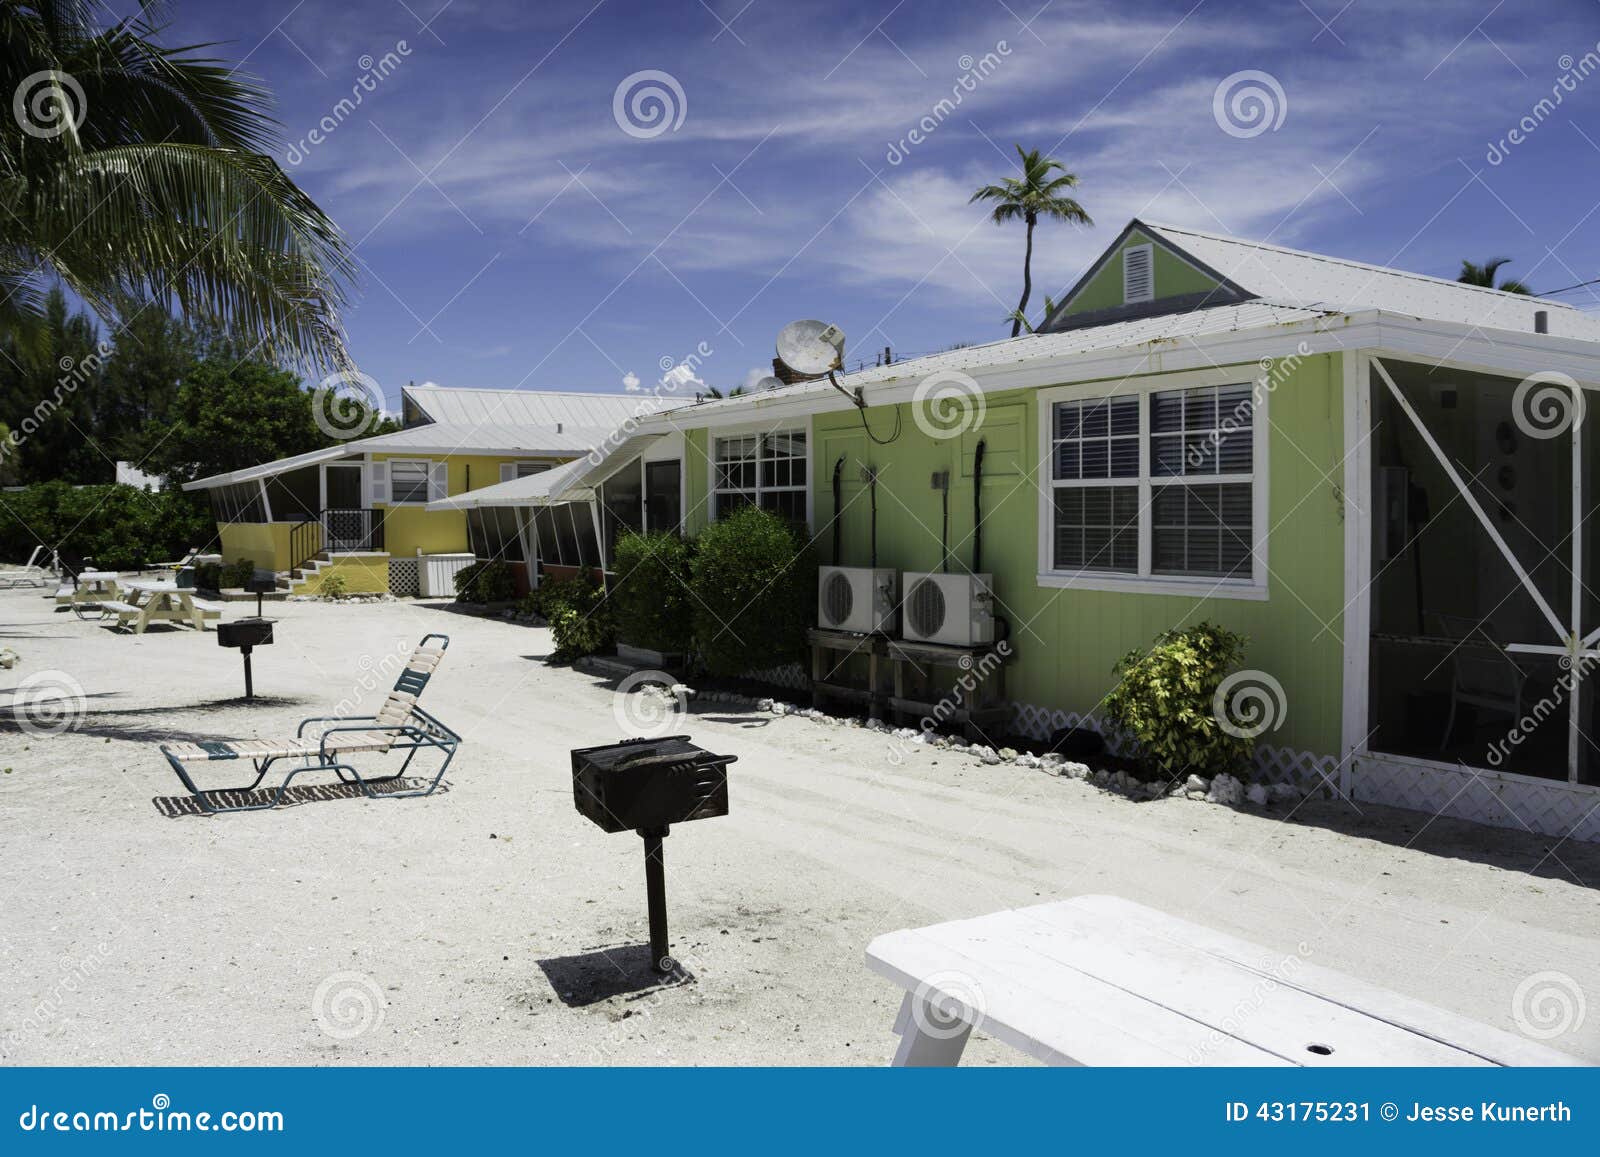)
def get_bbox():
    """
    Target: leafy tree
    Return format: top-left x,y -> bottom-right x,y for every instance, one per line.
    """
1007,294 -> 1058,334
0,287 -> 107,484
972,146 -> 1092,337
141,356 -> 334,484
1458,257 -> 1531,295
0,1 -> 355,370
96,307 -> 198,463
